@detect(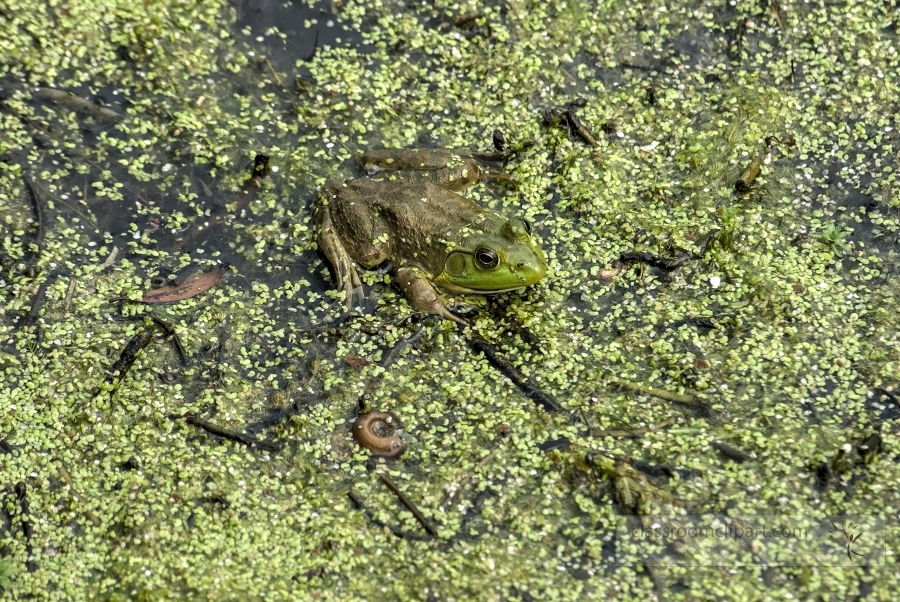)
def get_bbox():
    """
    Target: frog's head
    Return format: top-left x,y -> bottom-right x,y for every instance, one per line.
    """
436,217 -> 547,294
